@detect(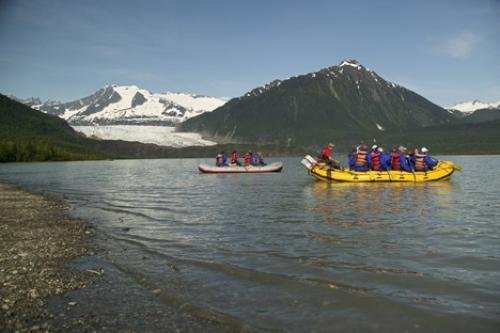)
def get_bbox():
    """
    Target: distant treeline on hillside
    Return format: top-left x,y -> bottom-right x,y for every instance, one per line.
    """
1,93 -> 500,163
